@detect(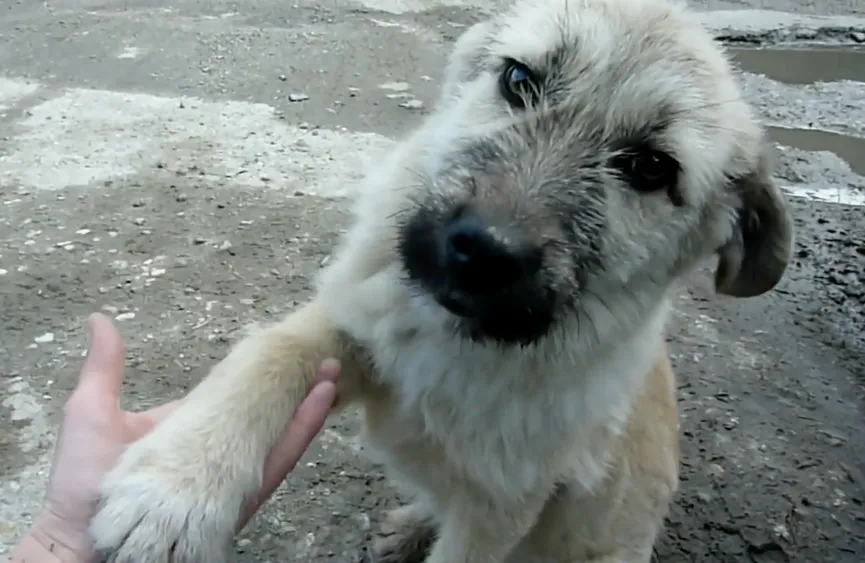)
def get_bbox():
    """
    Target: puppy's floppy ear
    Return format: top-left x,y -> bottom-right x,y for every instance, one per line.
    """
715,143 -> 794,298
